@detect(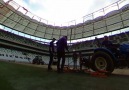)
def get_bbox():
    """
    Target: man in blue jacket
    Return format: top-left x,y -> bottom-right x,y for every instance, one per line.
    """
56,36 -> 69,73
